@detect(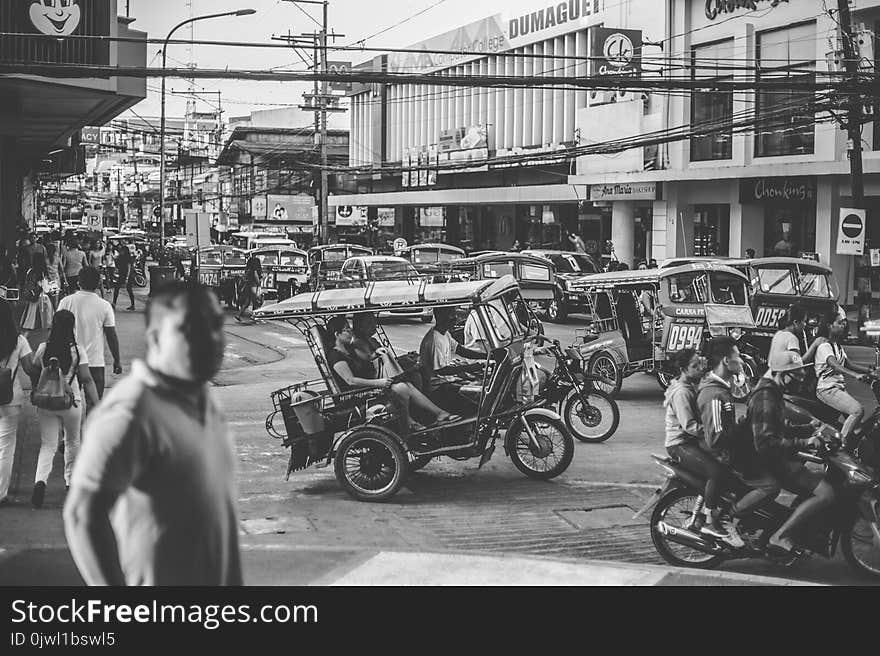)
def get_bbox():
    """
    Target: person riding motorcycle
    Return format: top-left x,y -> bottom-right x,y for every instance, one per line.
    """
765,302 -> 825,374
747,350 -> 835,555
697,337 -> 780,545
813,314 -> 875,452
